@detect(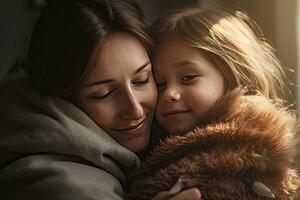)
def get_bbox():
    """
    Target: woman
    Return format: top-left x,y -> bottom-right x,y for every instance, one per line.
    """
0,0 -> 200,199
